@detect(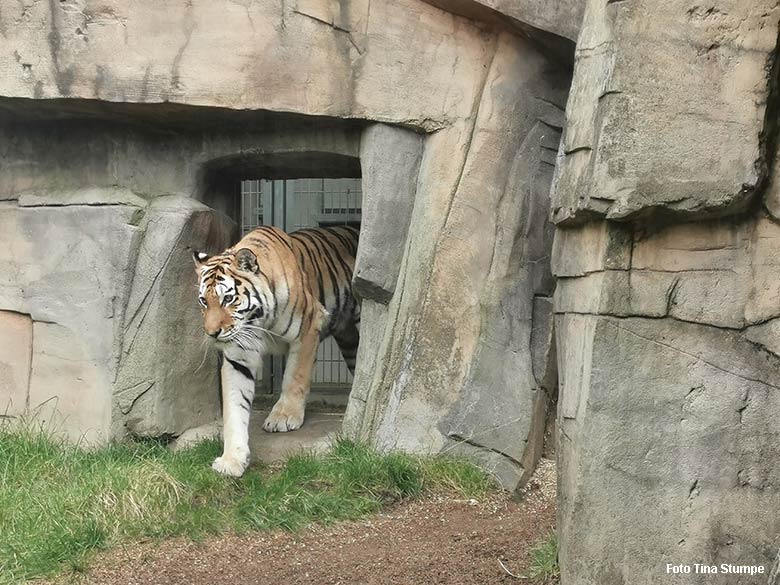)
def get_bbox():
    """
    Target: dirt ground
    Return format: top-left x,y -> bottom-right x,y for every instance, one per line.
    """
56,460 -> 557,585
